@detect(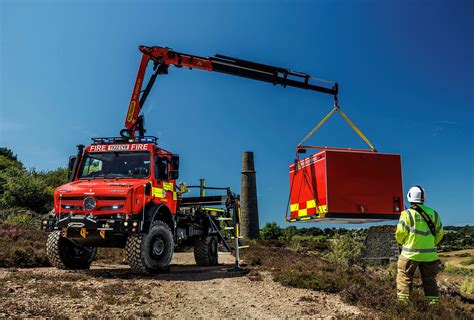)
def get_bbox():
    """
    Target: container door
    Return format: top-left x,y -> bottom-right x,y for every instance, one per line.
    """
289,151 -> 328,221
